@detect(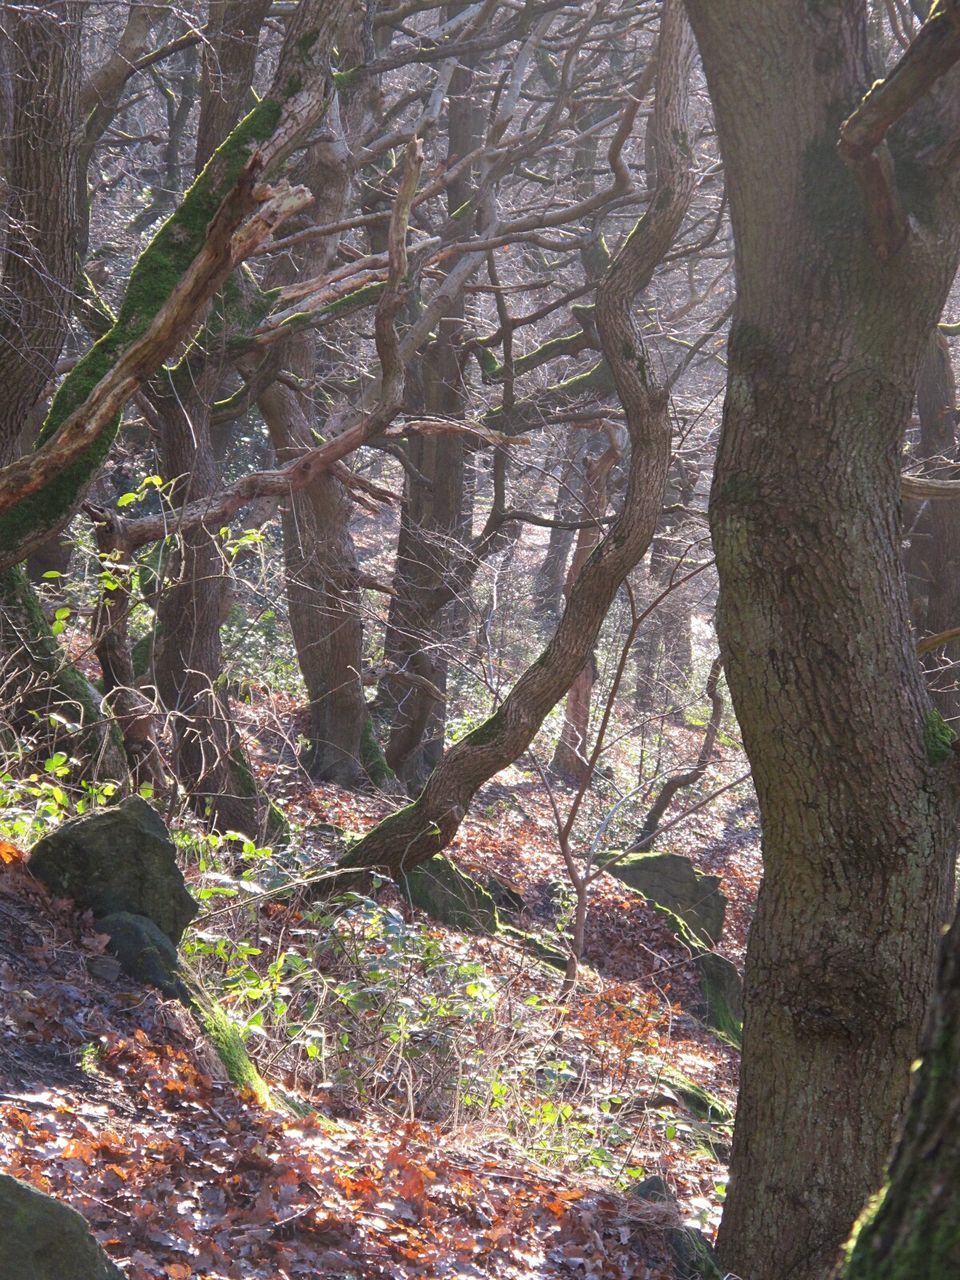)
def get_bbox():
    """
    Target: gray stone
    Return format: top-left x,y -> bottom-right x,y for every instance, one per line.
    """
400,856 -> 501,934
97,911 -> 188,999
604,852 -> 726,945
630,1176 -> 723,1280
28,795 -> 197,943
0,1173 -> 125,1280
